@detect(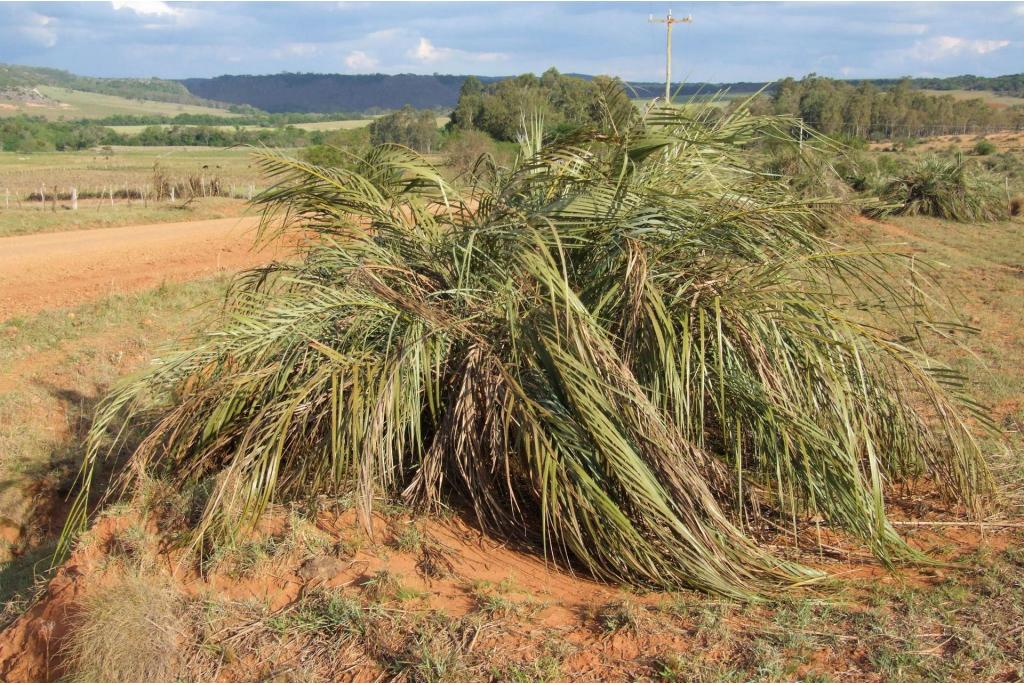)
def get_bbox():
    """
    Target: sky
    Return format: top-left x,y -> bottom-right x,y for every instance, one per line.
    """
1,1 -> 1023,83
